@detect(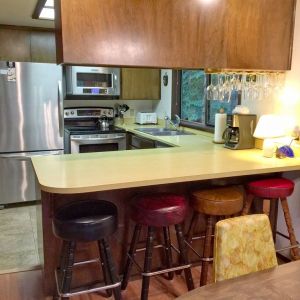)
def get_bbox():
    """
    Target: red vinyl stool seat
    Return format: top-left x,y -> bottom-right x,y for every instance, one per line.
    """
121,193 -> 194,300
246,178 -> 294,199
242,178 -> 300,260
131,193 -> 187,227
